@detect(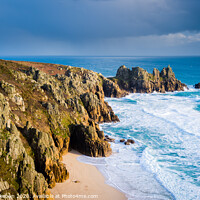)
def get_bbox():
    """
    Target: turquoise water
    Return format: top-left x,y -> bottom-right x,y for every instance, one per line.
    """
99,89 -> 200,200
2,56 -> 200,200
